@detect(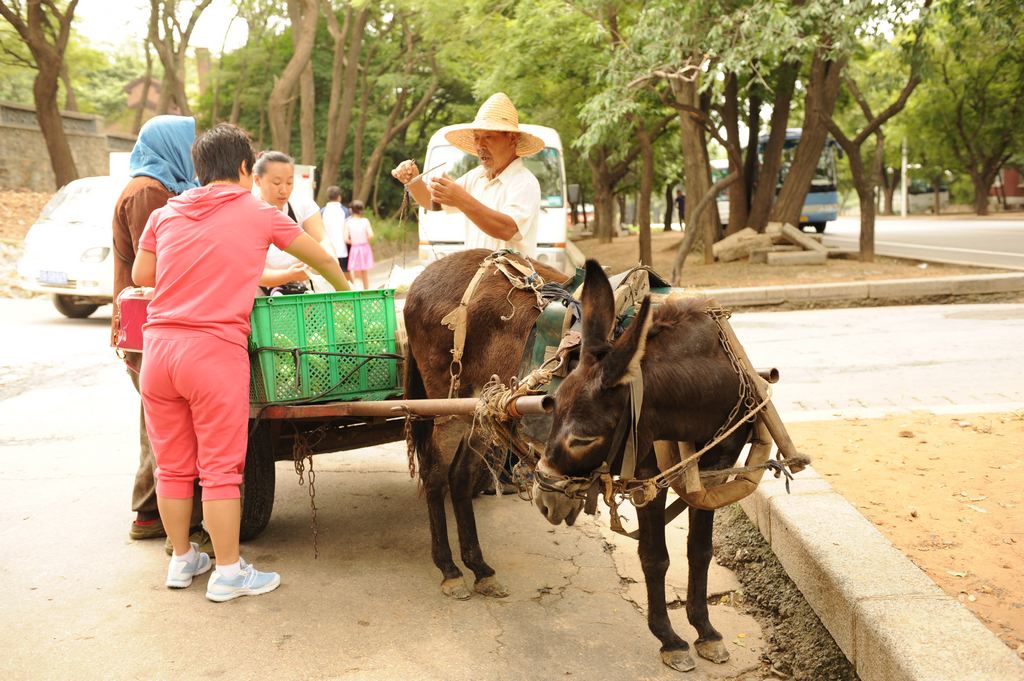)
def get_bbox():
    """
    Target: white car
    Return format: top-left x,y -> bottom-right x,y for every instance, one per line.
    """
17,175 -> 126,318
